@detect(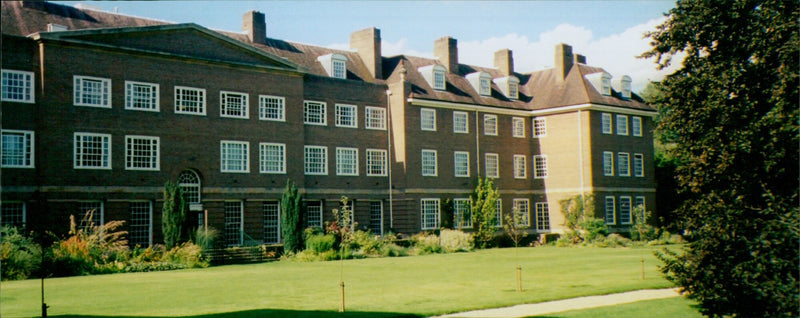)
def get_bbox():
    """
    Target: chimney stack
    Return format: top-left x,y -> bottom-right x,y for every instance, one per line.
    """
434,36 -> 459,73
243,11 -> 266,45
574,54 -> 586,64
555,43 -> 574,80
494,49 -> 514,76
350,27 -> 383,80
